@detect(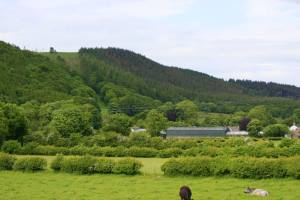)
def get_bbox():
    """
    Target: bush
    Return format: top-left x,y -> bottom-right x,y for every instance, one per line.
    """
0,153 -> 16,170
94,158 -> 115,173
285,157 -> 300,179
127,147 -> 158,158
230,157 -> 287,179
161,157 -> 213,176
50,154 -> 64,171
159,148 -> 183,158
279,138 -> 295,148
20,142 -> 39,154
13,157 -> 47,172
112,158 -> 142,175
1,140 -> 21,154
34,145 -> 69,155
161,159 -> 183,176
102,146 -> 127,157
61,156 -> 97,174
161,156 -> 295,179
